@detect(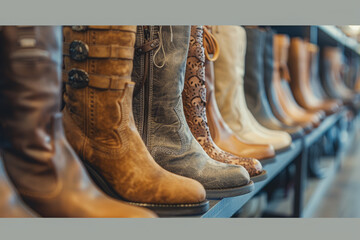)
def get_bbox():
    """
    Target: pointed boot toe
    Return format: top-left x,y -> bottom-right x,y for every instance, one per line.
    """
182,26 -> 267,185
235,157 -> 267,182
132,26 -> 254,201
204,163 -> 253,200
